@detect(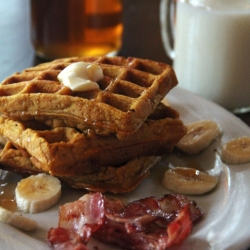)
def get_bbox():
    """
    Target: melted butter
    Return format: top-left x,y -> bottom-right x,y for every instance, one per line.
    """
58,62 -> 103,91
0,171 -> 22,212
